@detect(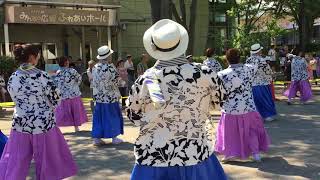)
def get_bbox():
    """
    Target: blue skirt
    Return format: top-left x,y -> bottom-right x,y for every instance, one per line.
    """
0,131 -> 8,156
131,154 -> 227,180
92,102 -> 124,138
252,85 -> 277,119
